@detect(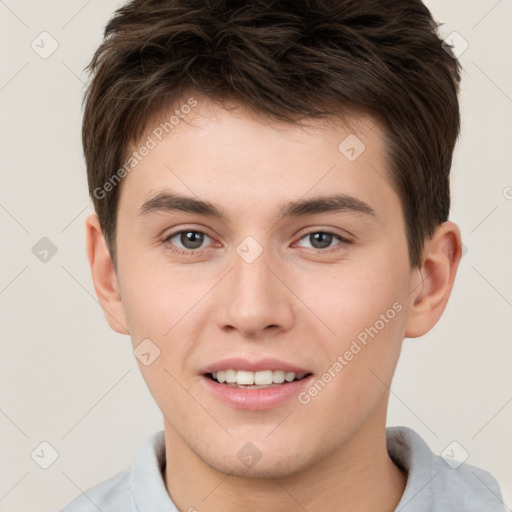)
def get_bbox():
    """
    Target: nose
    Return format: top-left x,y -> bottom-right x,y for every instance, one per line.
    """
216,246 -> 295,339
